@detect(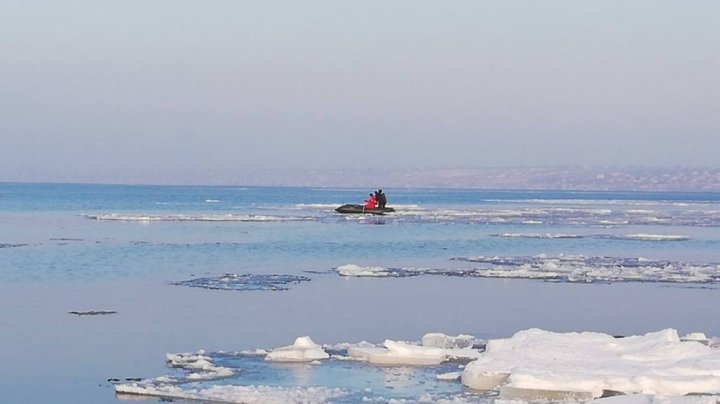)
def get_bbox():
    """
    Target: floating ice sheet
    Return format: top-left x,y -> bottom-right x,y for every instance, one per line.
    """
85,213 -> 314,222
116,383 -> 348,404
337,255 -> 720,284
490,233 -> 690,241
462,328 -> 720,399
456,255 -> 720,284
171,274 -> 311,291
384,205 -> 720,227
